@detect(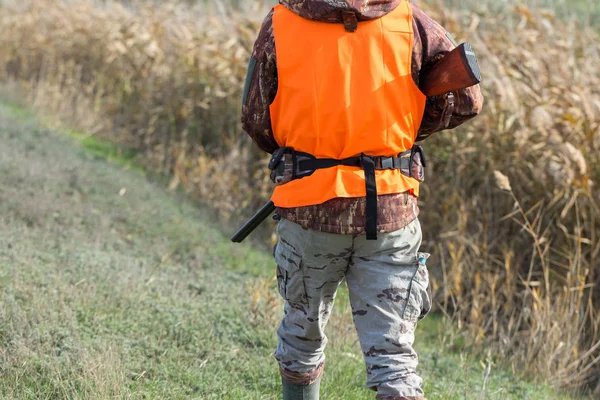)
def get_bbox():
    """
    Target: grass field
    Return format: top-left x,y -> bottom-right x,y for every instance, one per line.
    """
0,103 -> 591,399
